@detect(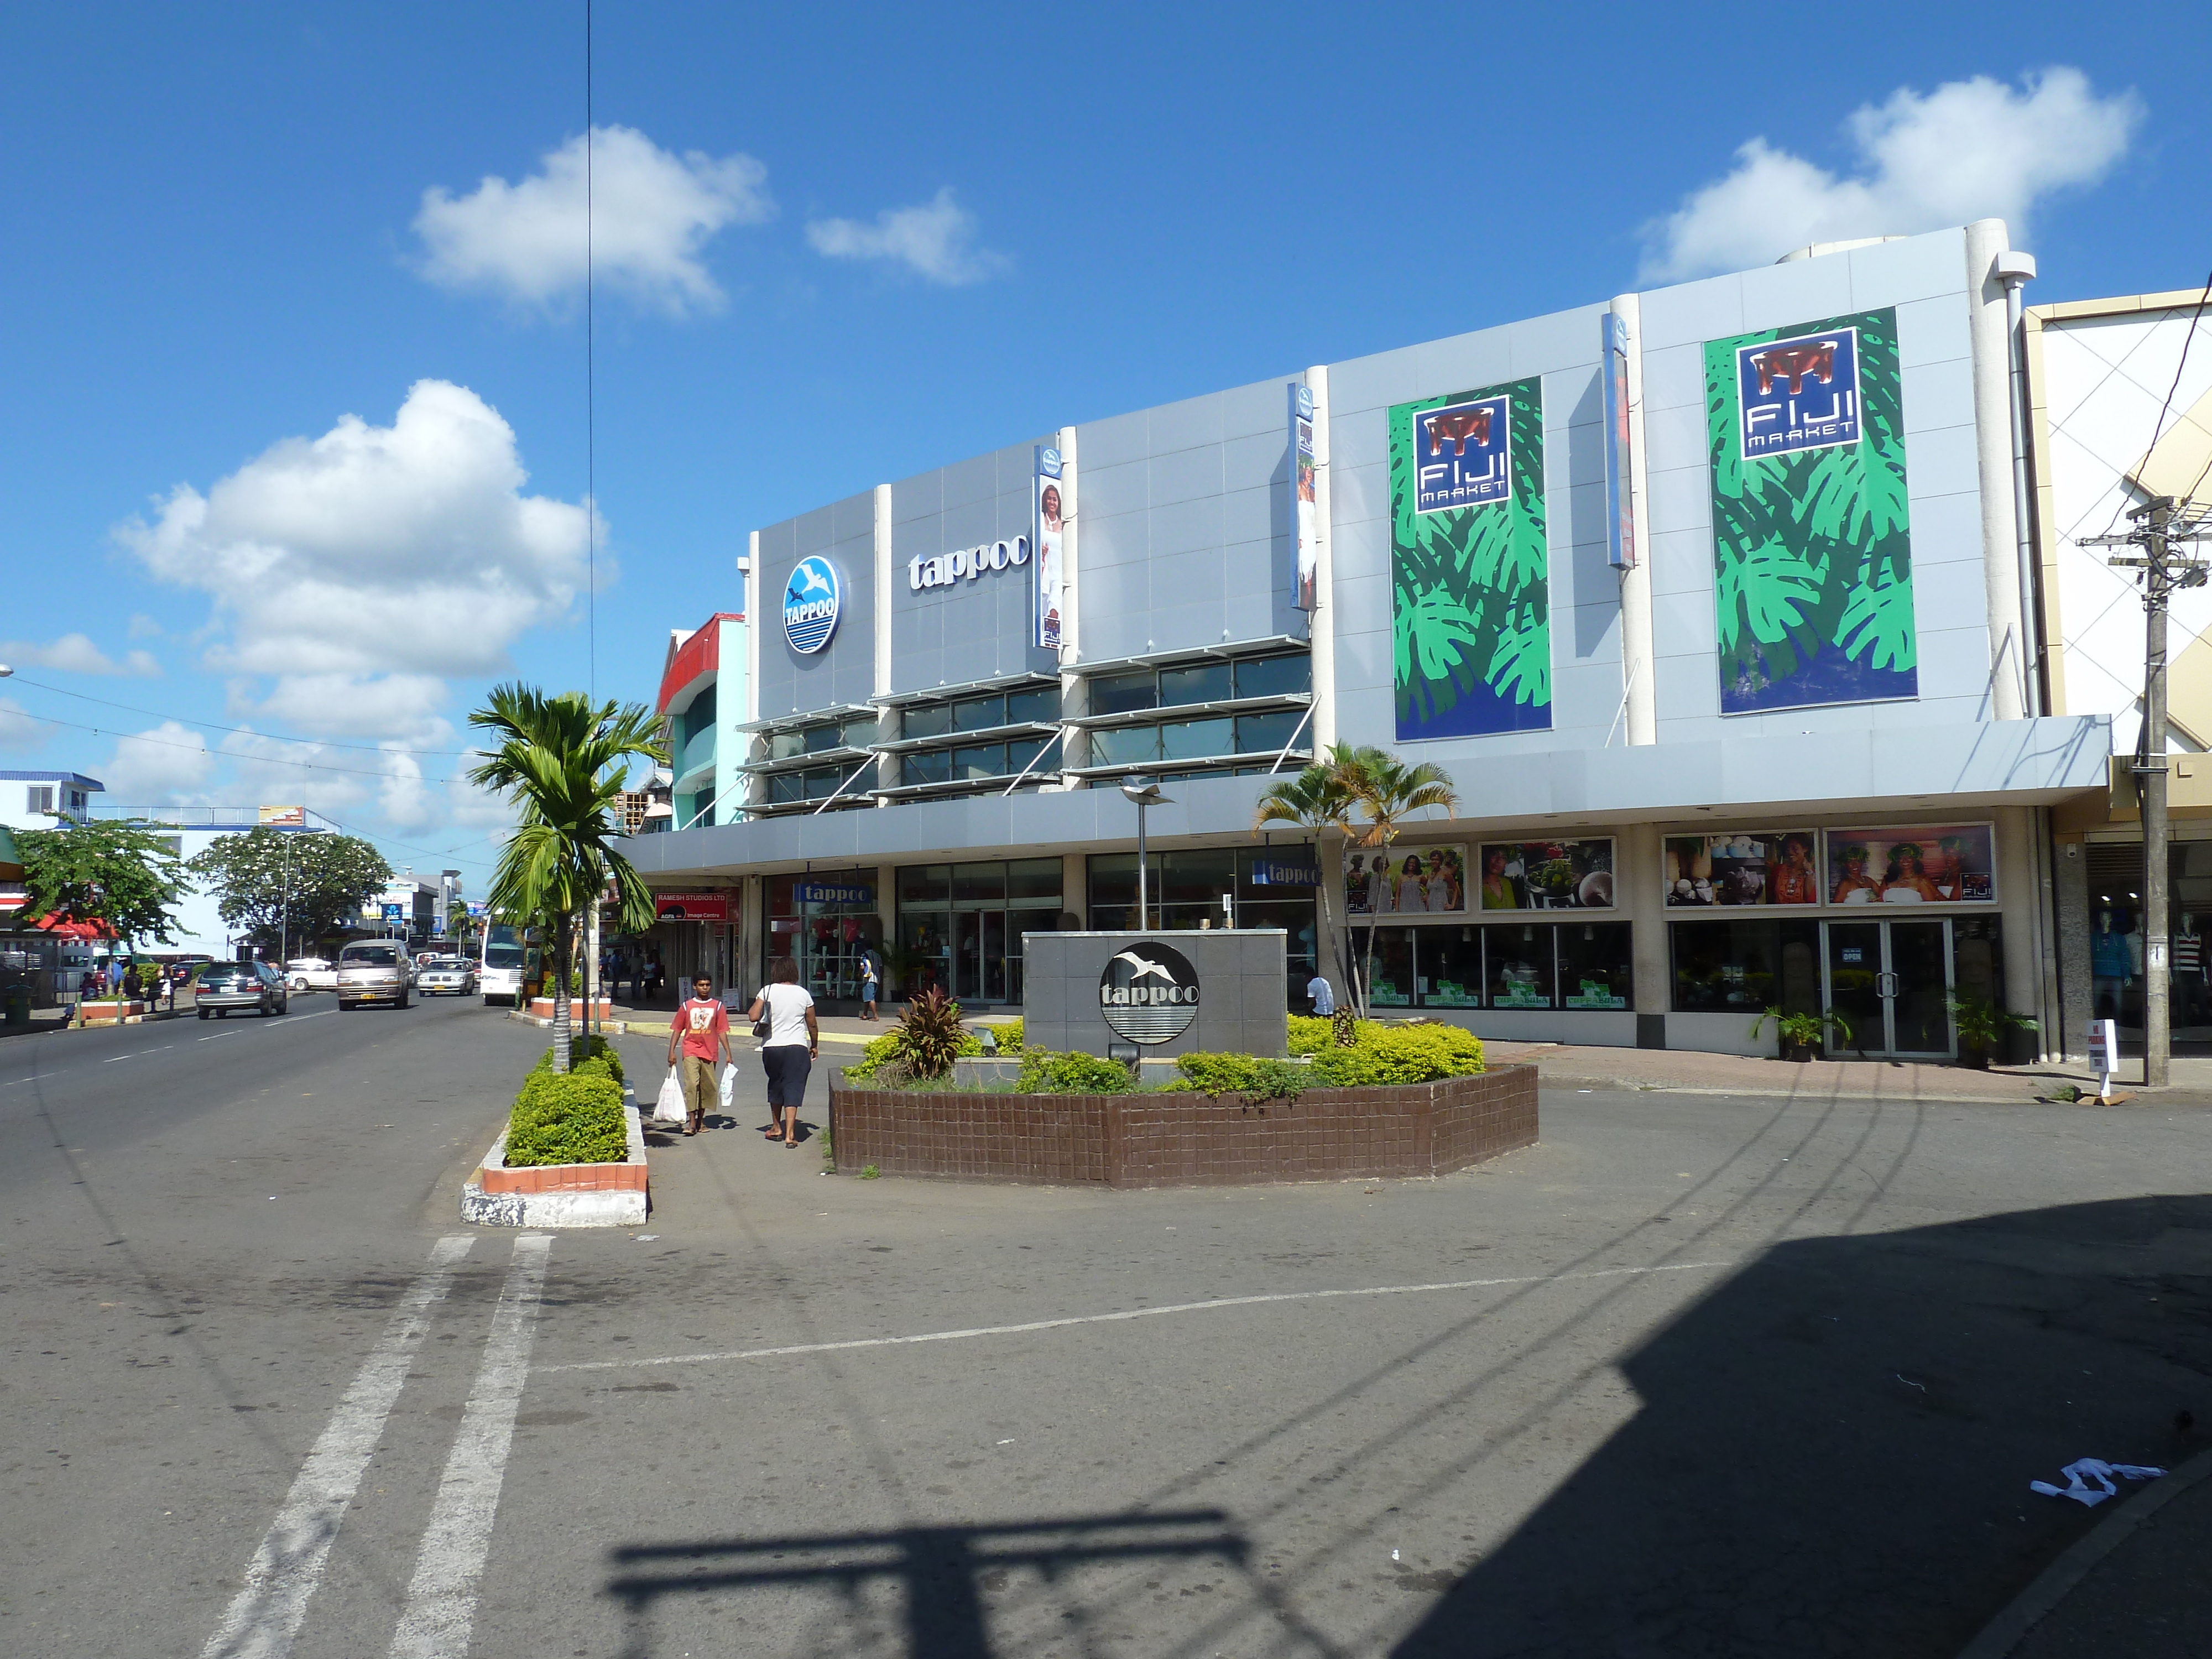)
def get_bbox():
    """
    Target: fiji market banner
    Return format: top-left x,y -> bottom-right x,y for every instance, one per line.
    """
1706,307 -> 1916,713
1391,377 -> 1550,739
